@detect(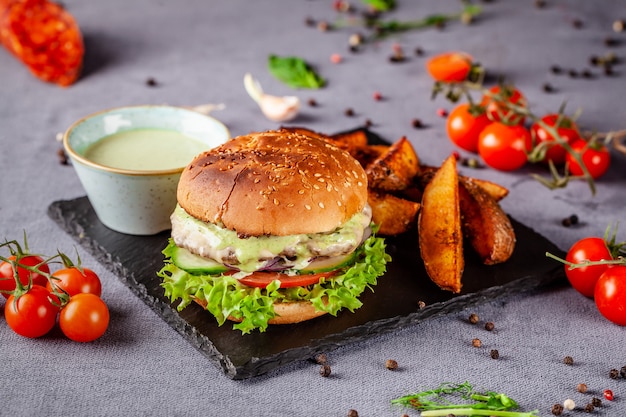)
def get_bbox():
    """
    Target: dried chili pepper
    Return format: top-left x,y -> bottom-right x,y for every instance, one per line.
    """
0,0 -> 84,86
